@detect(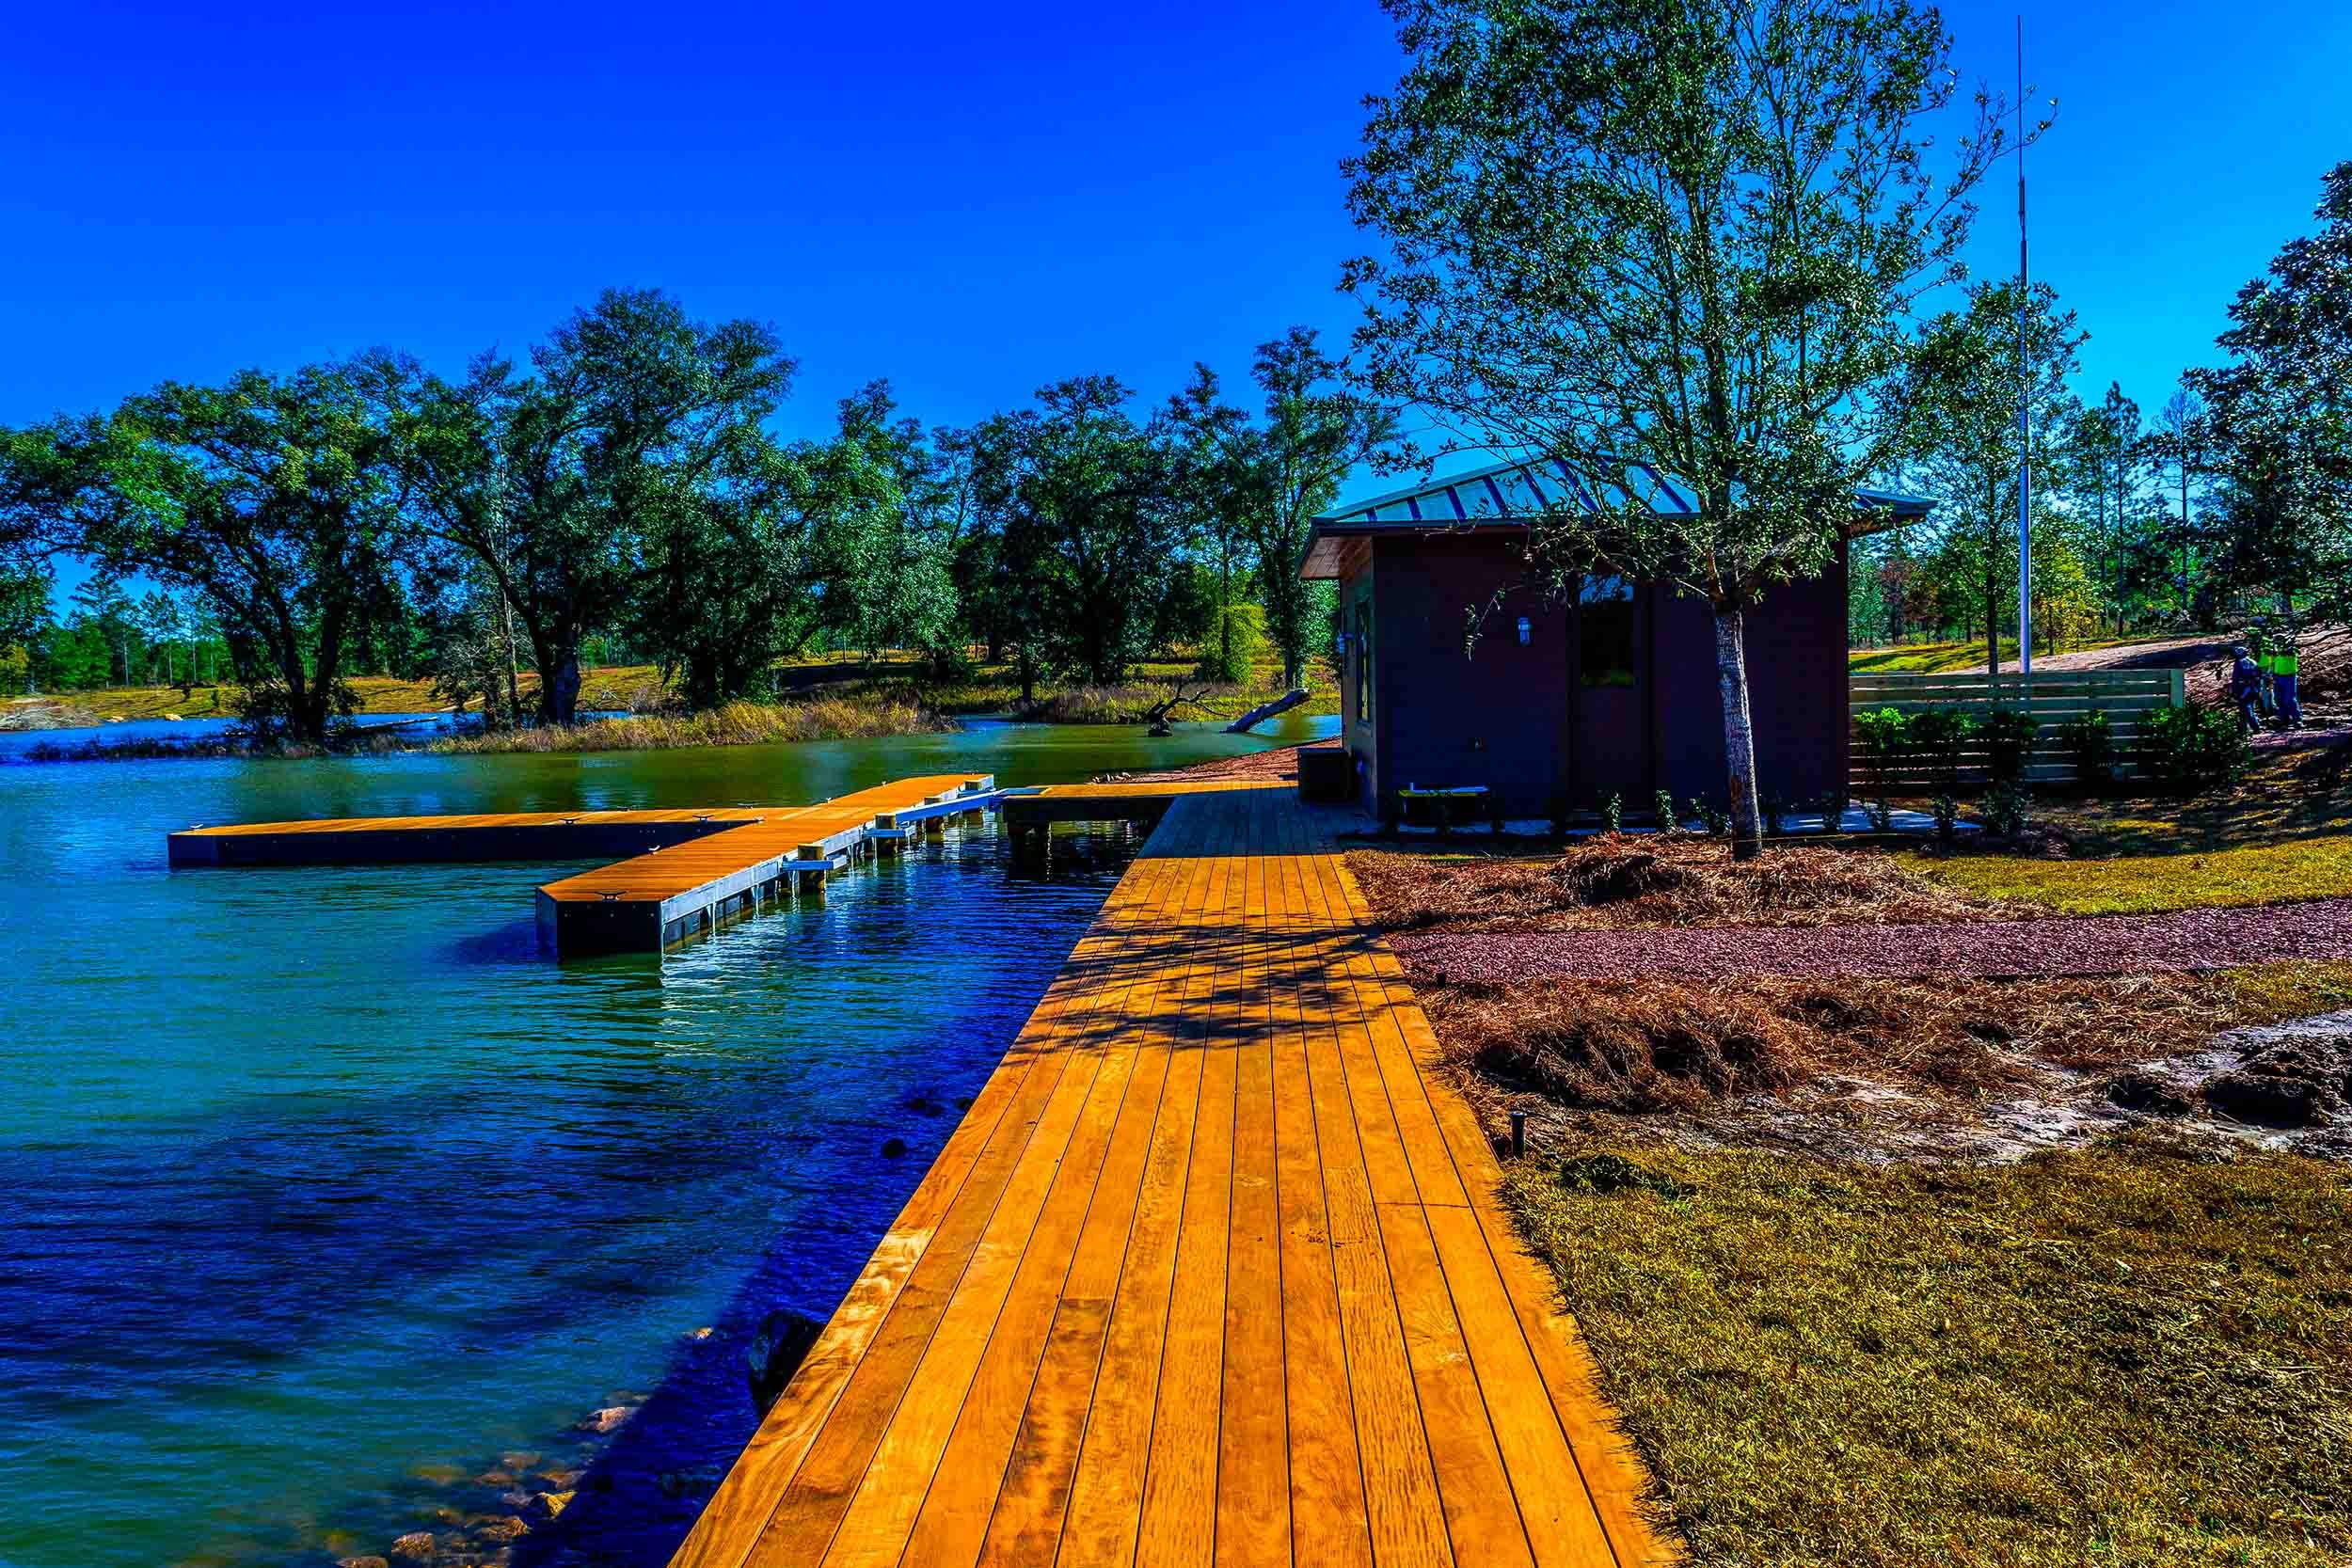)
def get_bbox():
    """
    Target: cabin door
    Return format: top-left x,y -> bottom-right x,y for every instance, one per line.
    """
1568,574 -> 1648,803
